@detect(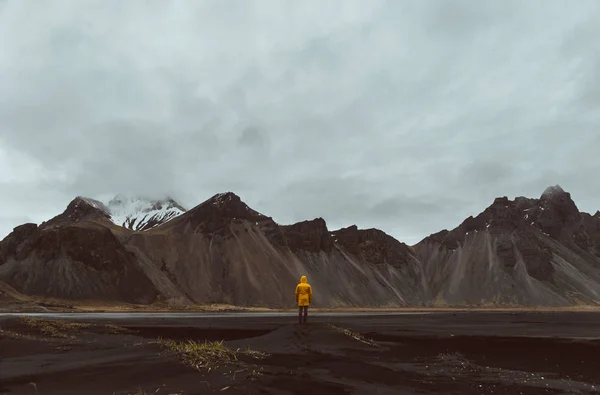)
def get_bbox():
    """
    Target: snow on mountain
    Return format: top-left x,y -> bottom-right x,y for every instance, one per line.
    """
79,197 -> 110,214
106,195 -> 186,231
